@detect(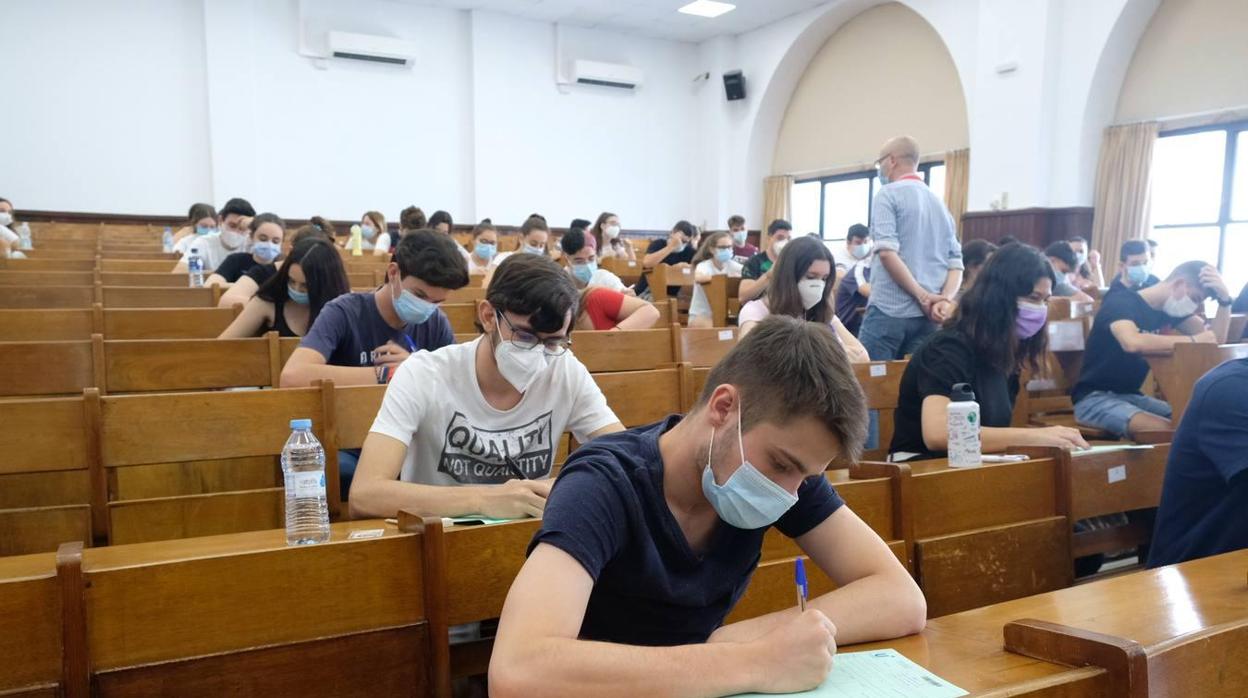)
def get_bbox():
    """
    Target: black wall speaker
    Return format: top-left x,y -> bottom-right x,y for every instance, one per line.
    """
723,70 -> 745,101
